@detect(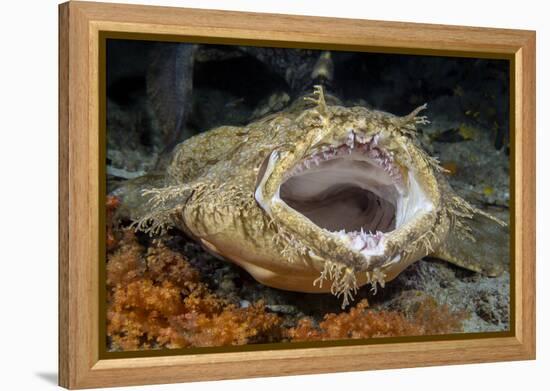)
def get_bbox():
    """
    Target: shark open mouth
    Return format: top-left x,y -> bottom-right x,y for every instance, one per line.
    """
254,132 -> 433,261
278,135 -> 413,256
